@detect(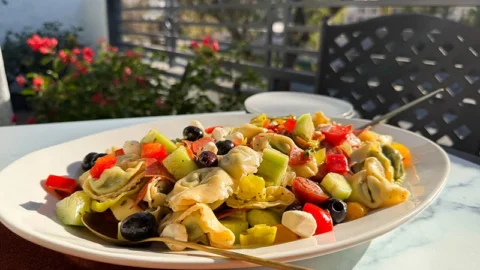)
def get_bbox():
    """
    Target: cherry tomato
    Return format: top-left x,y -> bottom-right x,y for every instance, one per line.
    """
284,119 -> 297,133
141,143 -> 168,162
90,154 -> 117,178
322,125 -> 353,146
292,177 -> 329,204
191,137 -> 215,154
289,147 -> 313,166
326,154 -> 348,175
44,175 -> 78,199
303,203 -> 333,235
